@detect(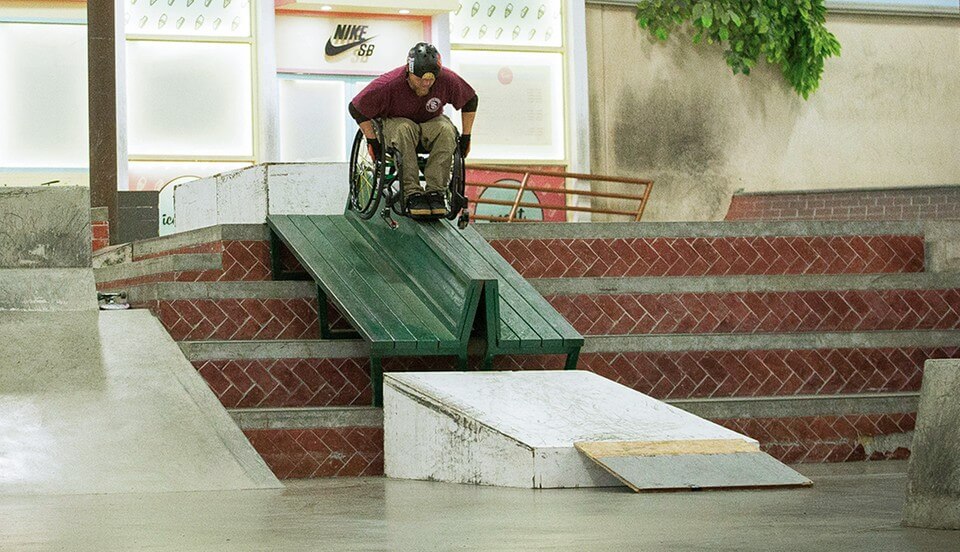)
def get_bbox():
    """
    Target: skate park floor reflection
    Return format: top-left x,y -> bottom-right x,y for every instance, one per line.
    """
0,463 -> 955,551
